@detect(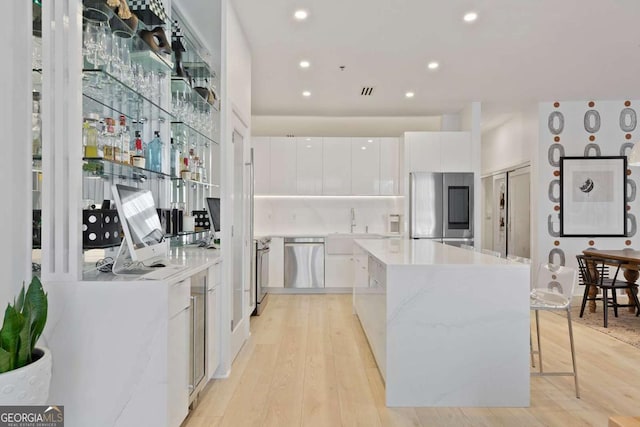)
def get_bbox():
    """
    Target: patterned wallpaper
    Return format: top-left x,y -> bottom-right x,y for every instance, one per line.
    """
538,100 -> 639,269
